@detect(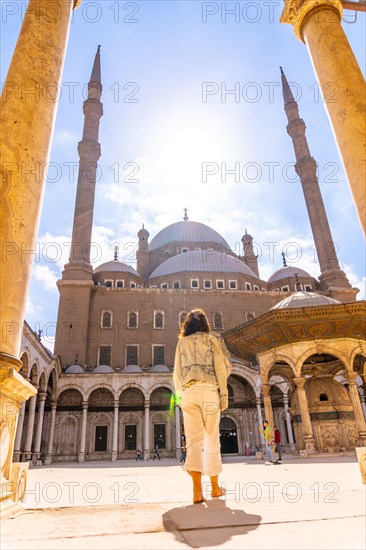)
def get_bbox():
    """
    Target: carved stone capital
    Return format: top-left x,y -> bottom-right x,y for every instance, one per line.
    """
261,383 -> 271,397
293,376 -> 307,389
281,0 -> 343,42
38,392 -> 47,402
346,370 -> 358,385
